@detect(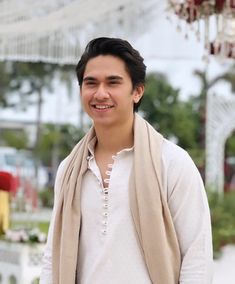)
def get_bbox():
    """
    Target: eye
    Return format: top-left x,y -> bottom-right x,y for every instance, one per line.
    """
109,80 -> 120,85
84,80 -> 96,87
